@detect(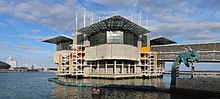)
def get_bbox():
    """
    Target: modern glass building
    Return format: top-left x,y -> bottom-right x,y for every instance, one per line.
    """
0,61 -> 11,69
43,15 -> 163,78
